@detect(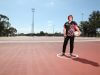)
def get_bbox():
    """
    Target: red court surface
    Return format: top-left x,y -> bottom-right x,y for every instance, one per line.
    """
0,37 -> 100,75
